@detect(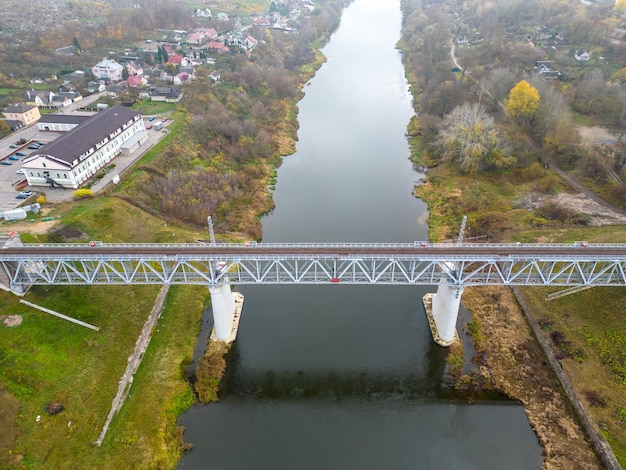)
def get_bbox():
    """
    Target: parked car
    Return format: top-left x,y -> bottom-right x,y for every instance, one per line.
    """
16,169 -> 25,174
16,190 -> 33,199
8,156 -> 19,161
146,124 -> 153,130
1,161 -> 12,166
9,144 -> 18,149
148,116 -> 155,121
15,152 -> 26,156
36,142 -> 45,146
27,144 -> 40,150
161,118 -> 167,122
